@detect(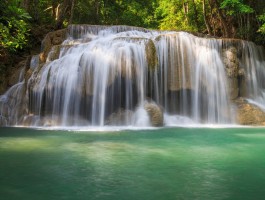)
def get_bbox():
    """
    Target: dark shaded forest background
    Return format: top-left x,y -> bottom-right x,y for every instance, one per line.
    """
1,0 -> 265,70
